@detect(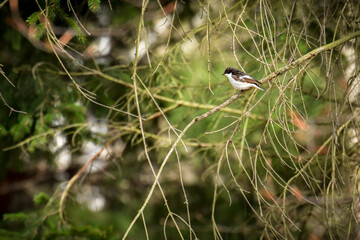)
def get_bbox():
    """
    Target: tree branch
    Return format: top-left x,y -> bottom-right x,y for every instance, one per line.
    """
121,29 -> 360,239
